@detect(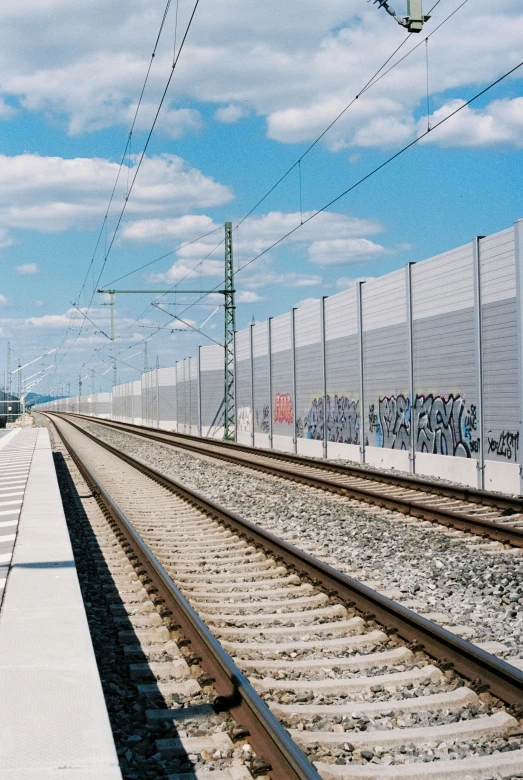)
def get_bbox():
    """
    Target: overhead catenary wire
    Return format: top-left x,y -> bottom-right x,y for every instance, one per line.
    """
161,56 -> 523,330
235,0 -> 455,231
91,0 -> 466,373
49,0 -> 200,380
39,0 -> 476,392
